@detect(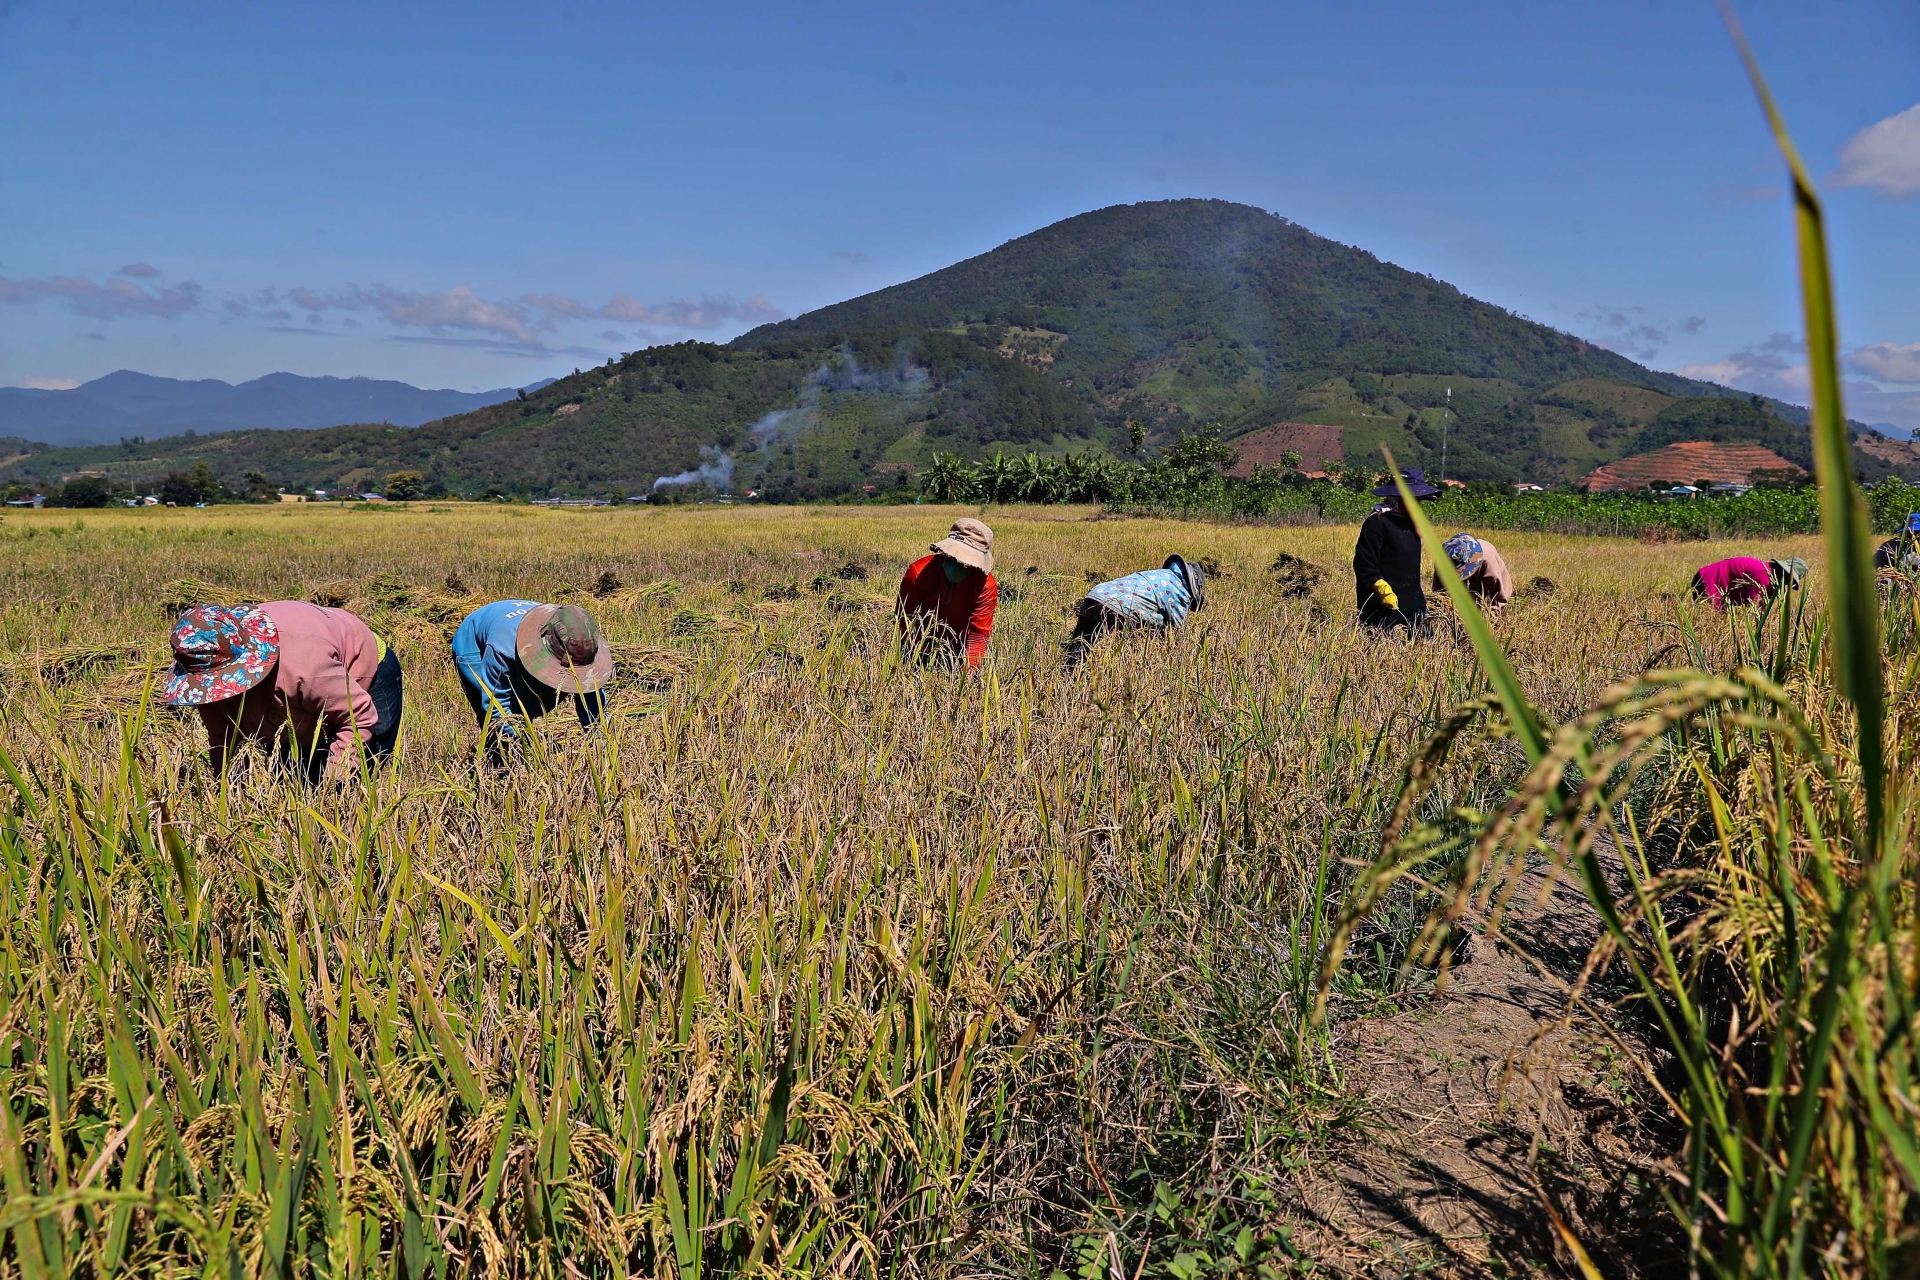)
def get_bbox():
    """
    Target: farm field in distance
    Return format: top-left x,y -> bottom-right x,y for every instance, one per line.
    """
0,502 -> 1811,1274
